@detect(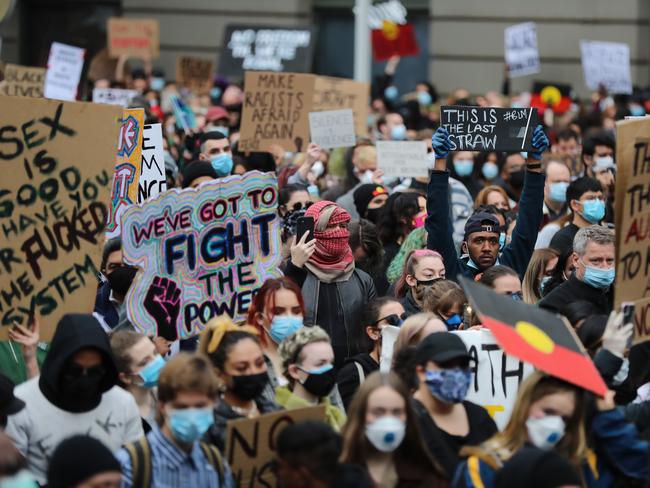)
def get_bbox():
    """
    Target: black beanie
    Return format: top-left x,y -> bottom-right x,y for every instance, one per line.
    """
47,435 -> 121,488
353,184 -> 388,217
495,446 -> 581,488
181,160 -> 218,188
